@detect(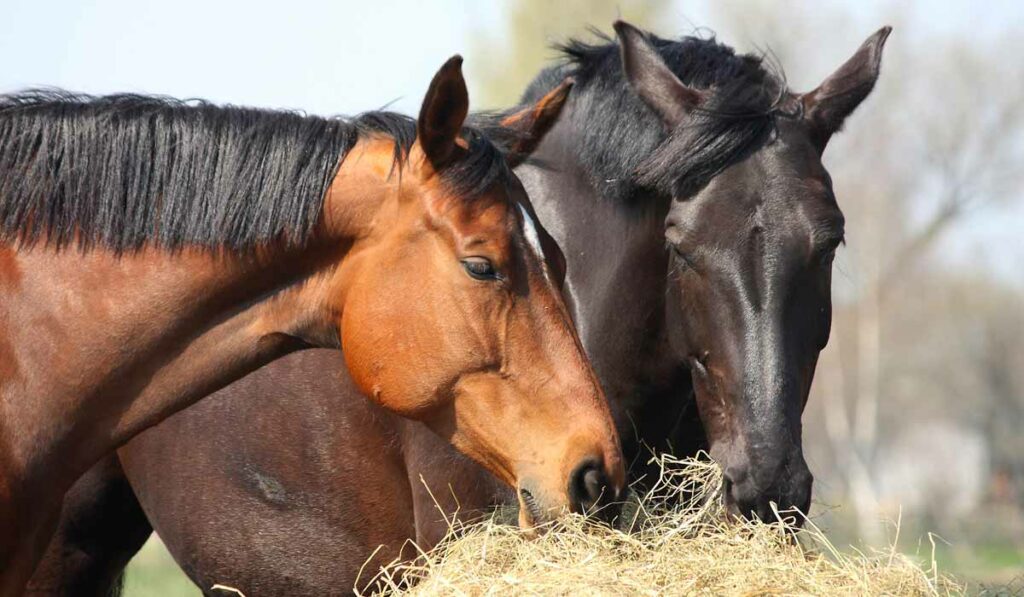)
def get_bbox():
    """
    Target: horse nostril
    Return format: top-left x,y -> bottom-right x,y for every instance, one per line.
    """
583,467 -> 603,502
722,467 -> 759,520
569,459 -> 609,514
722,465 -> 749,488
